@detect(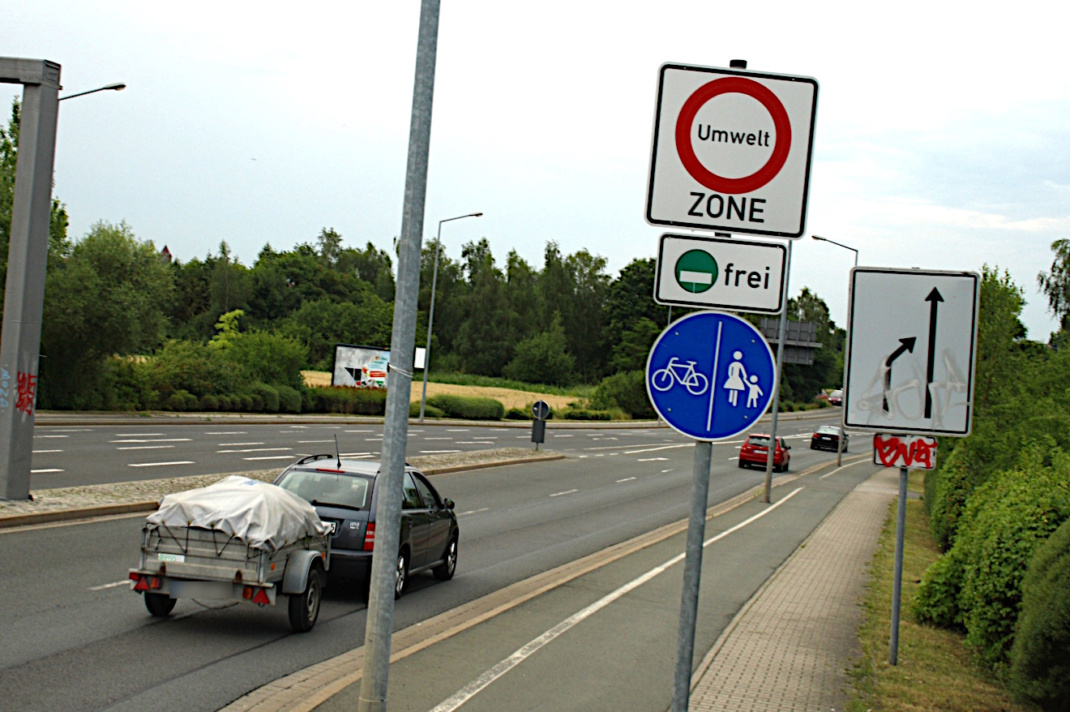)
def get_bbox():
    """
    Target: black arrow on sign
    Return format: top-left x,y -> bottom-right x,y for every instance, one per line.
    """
883,337 -> 916,413
924,287 -> 944,418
